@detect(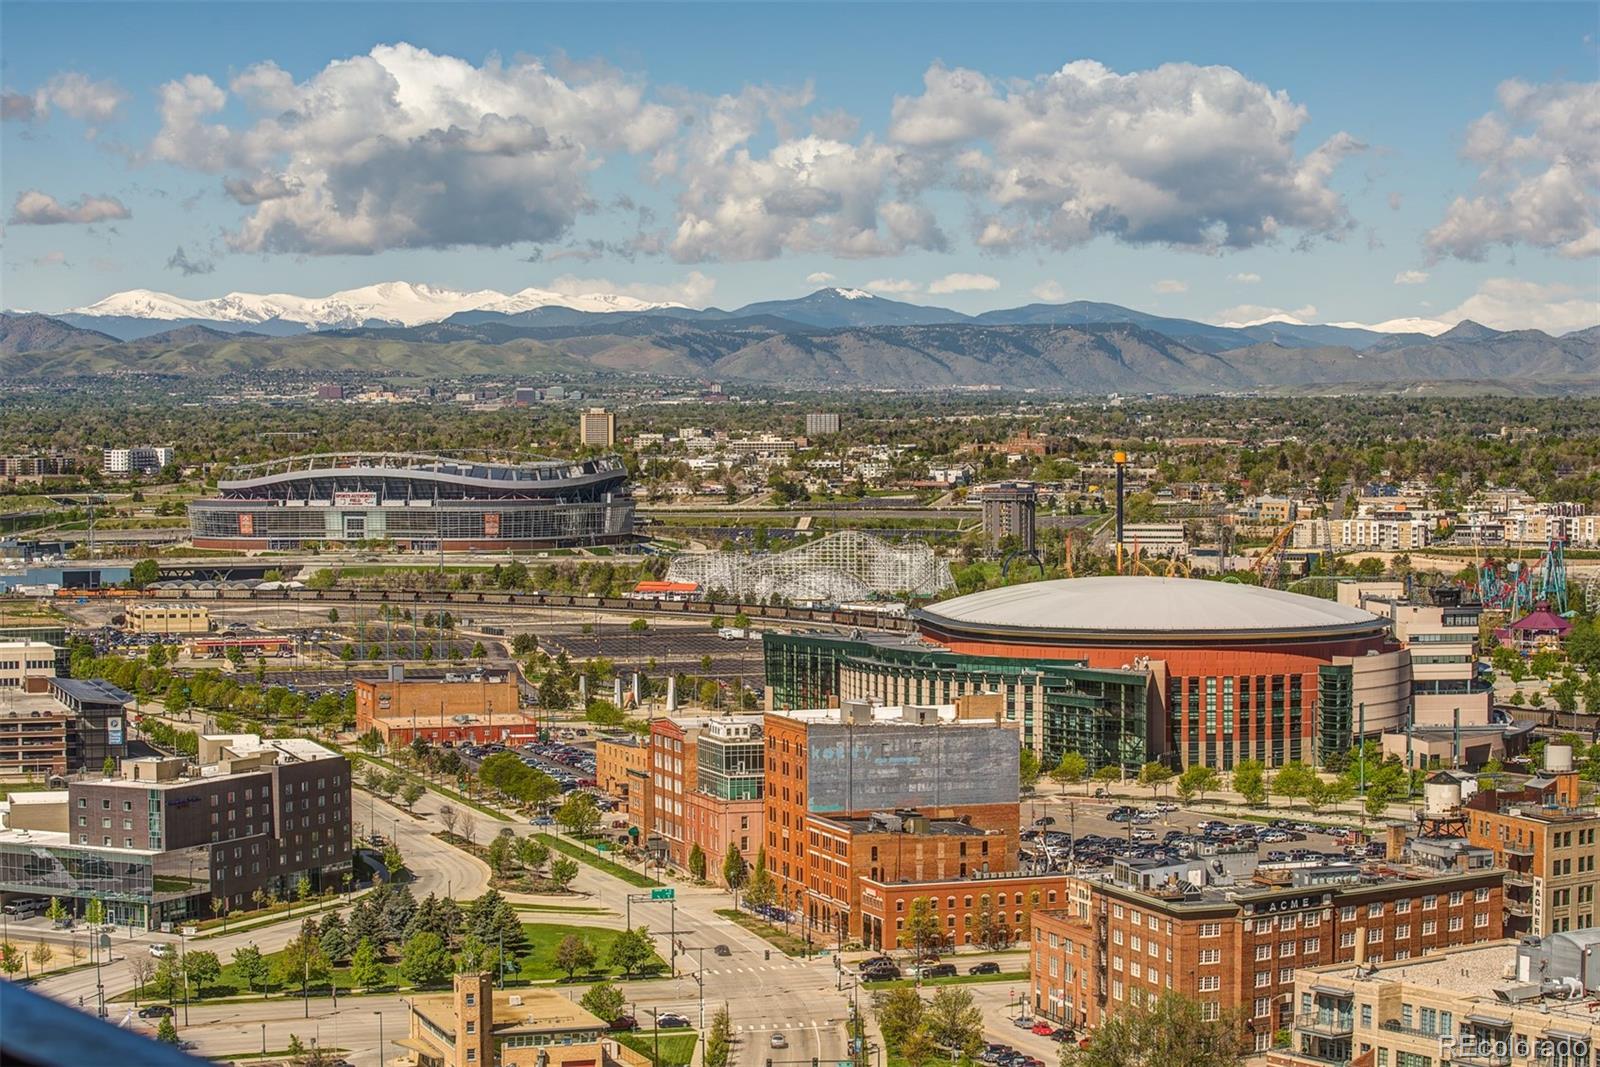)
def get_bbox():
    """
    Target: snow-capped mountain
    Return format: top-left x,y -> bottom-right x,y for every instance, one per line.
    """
1326,316 -> 1453,337
64,281 -> 685,332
